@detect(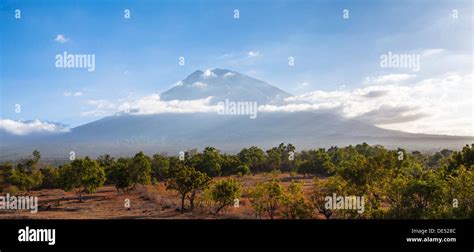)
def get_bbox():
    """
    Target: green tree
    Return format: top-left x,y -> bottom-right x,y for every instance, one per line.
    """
59,157 -> 106,202
238,146 -> 266,172
196,147 -> 222,177
266,147 -> 282,171
248,178 -> 284,219
97,154 -> 115,184
151,154 -> 170,181
235,164 -> 251,176
9,150 -> 43,192
281,180 -> 312,219
166,163 -> 211,212
447,165 -> 474,218
311,176 -> 347,219
9,168 -> 43,192
39,167 -> 60,189
445,144 -> 474,174
107,158 -> 133,194
210,178 -> 242,214
220,154 -> 242,176
0,163 -> 14,193
298,148 -> 335,175
387,170 -> 447,218
129,151 -> 152,188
